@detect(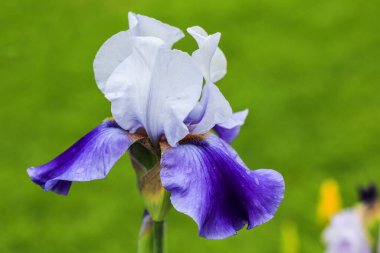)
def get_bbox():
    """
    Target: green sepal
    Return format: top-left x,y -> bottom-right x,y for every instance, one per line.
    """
140,163 -> 171,221
129,140 -> 171,221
